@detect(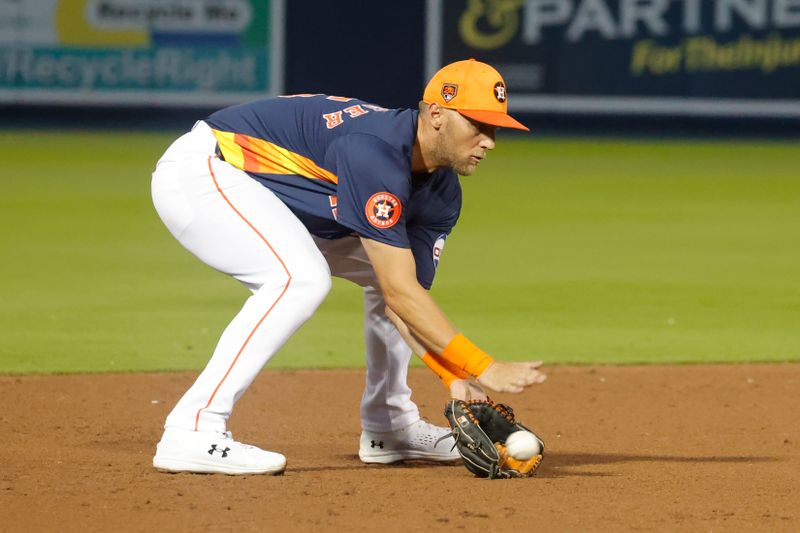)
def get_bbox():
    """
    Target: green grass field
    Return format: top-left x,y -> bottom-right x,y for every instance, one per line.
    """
1,130 -> 798,374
